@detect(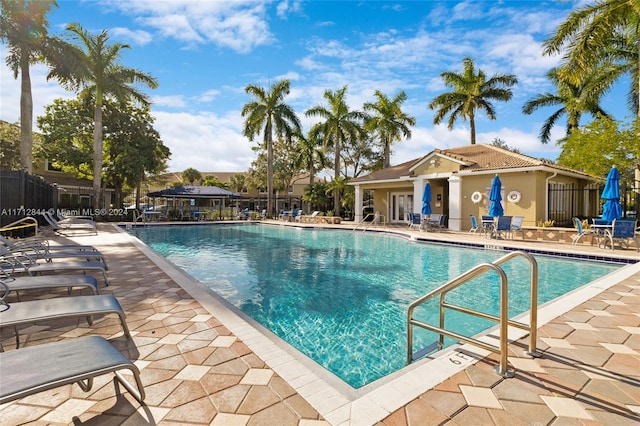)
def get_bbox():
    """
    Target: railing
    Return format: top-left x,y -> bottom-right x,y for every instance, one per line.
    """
407,251 -> 540,377
0,216 -> 40,236
353,212 -> 387,232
